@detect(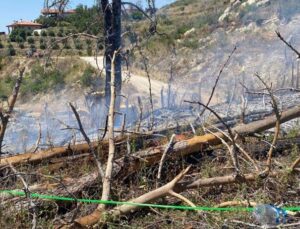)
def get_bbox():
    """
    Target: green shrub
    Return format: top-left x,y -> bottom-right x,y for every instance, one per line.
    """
9,28 -> 32,42
7,44 -> 16,56
16,36 -> 24,43
87,45 -> 92,56
75,41 -> 82,50
182,39 -> 199,49
27,37 -> 35,44
86,39 -> 92,45
48,31 -> 55,37
40,43 -> 46,50
64,44 -> 71,49
30,44 -> 36,52
39,38 -> 45,44
0,42 -> 3,49
21,64 -> 65,96
41,30 -> 47,37
19,43 -> 25,49
52,43 -> 60,50
174,24 -> 190,39
57,31 -> 63,37
34,31 -> 39,36
80,66 -> 95,87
